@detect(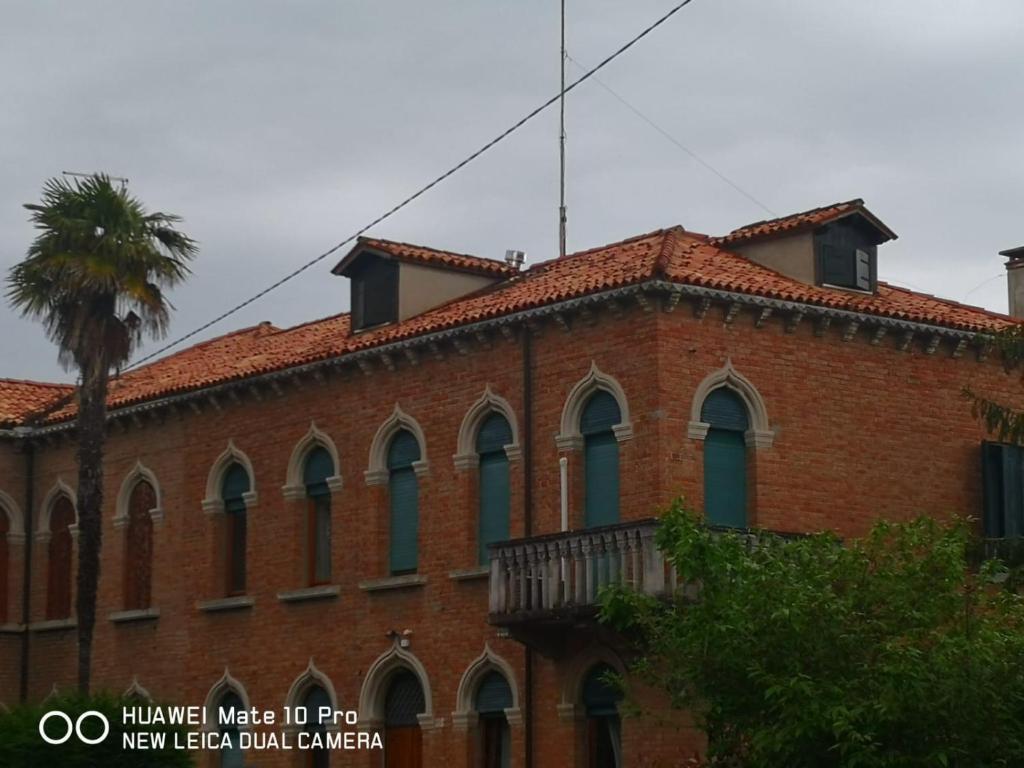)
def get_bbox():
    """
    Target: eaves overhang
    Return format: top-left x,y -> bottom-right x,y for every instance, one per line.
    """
7,279 -> 998,440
